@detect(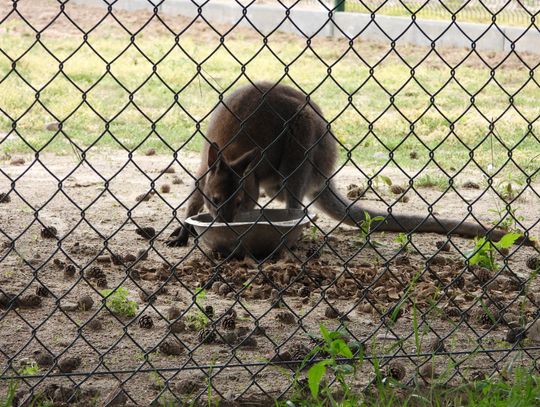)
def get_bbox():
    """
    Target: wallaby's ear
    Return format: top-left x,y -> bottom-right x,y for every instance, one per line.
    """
230,148 -> 260,176
207,142 -> 220,169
